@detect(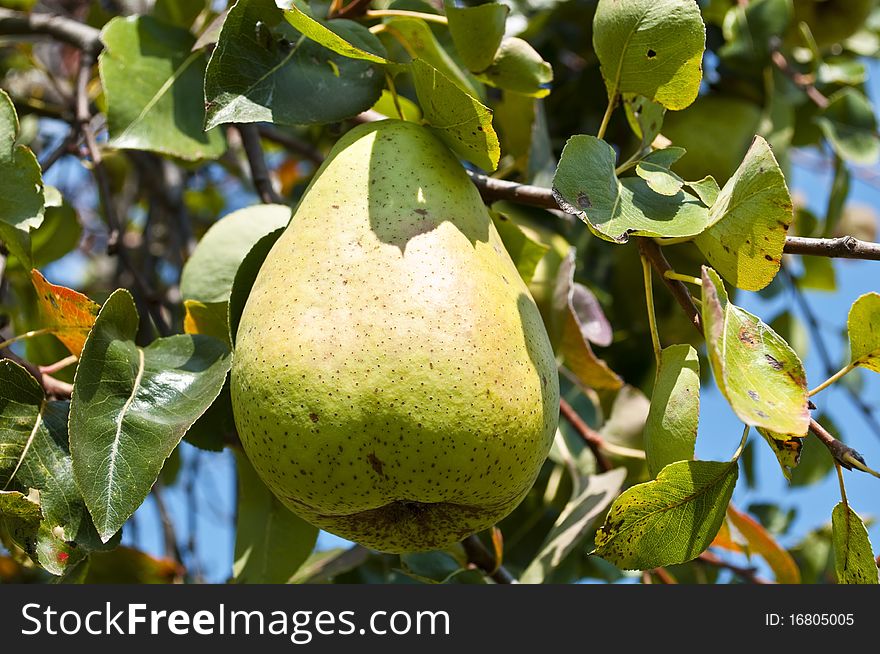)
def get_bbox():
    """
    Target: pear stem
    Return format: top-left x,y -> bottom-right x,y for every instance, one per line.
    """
641,255 -> 662,364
